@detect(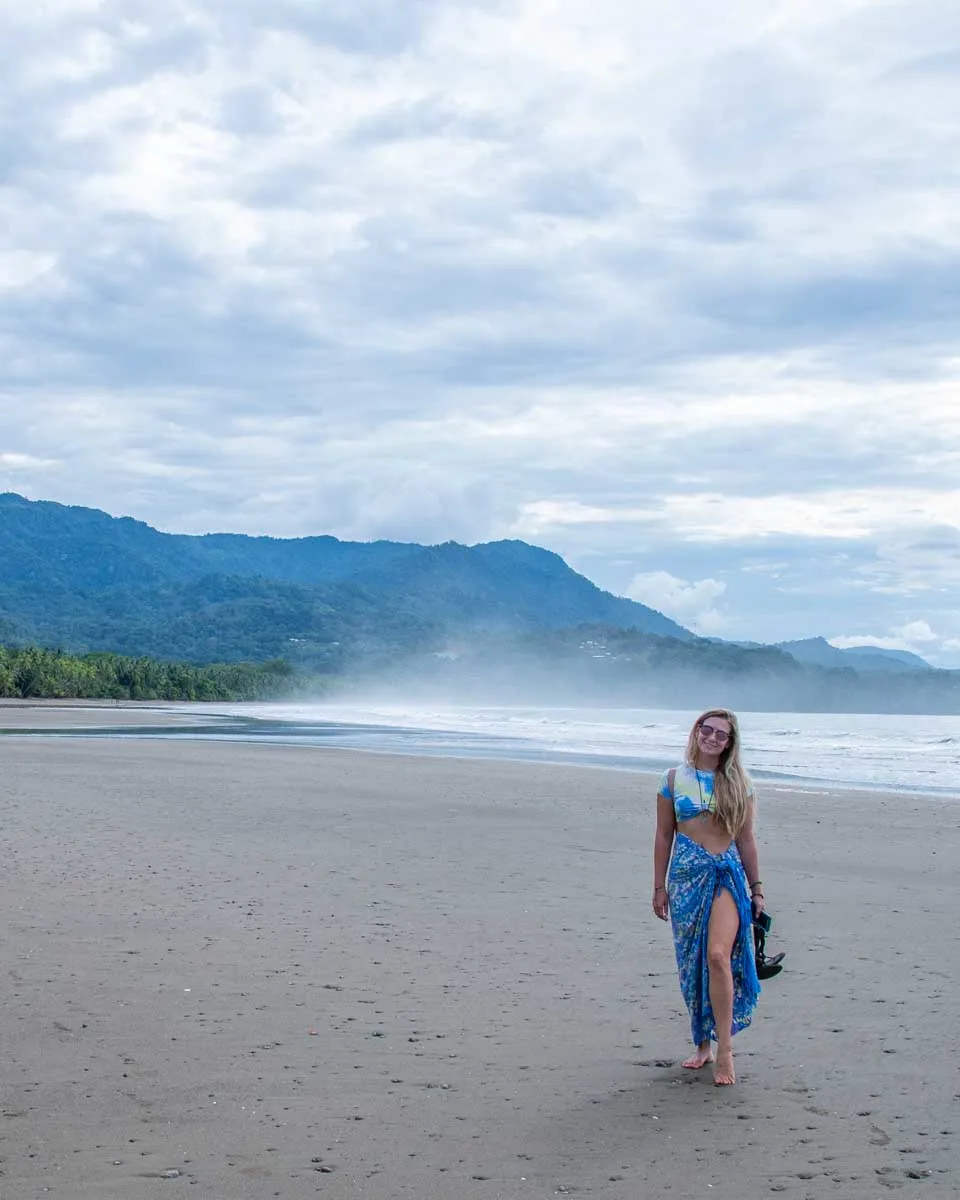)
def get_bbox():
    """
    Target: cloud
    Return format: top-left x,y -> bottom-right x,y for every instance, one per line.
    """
832,621 -> 939,652
625,571 -> 727,635
0,0 -> 959,662
0,452 -> 57,470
